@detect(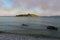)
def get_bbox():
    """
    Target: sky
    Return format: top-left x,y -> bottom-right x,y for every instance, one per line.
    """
0,0 -> 60,16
